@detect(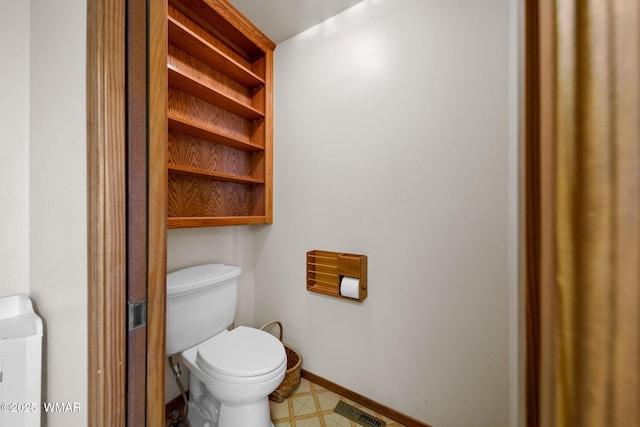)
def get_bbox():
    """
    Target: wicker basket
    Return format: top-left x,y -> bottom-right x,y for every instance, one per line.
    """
259,321 -> 302,403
